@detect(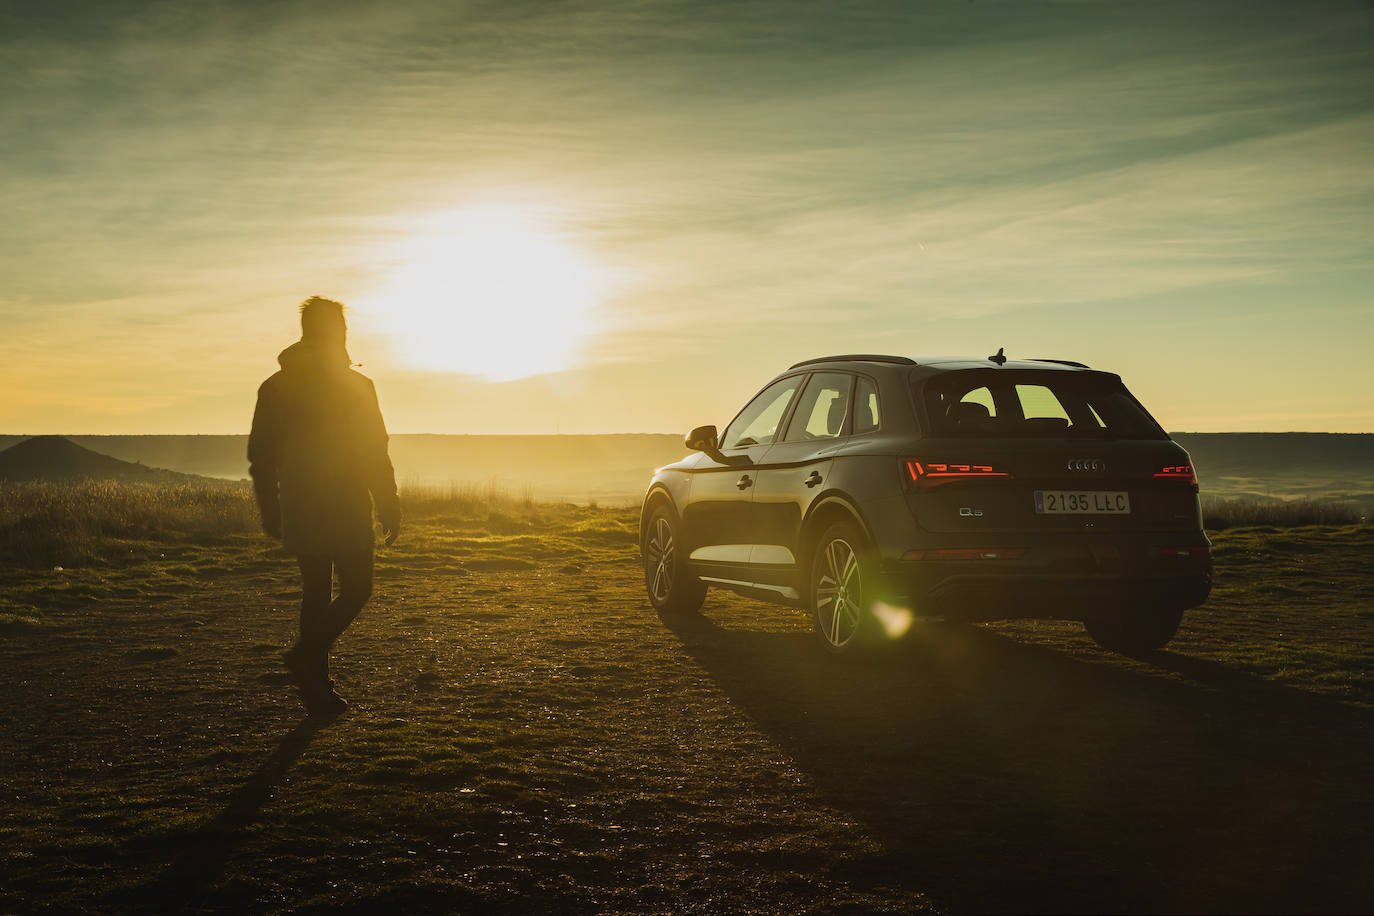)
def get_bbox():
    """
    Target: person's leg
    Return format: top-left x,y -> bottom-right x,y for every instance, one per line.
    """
323,548 -> 374,650
295,553 -> 335,659
283,554 -> 338,712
